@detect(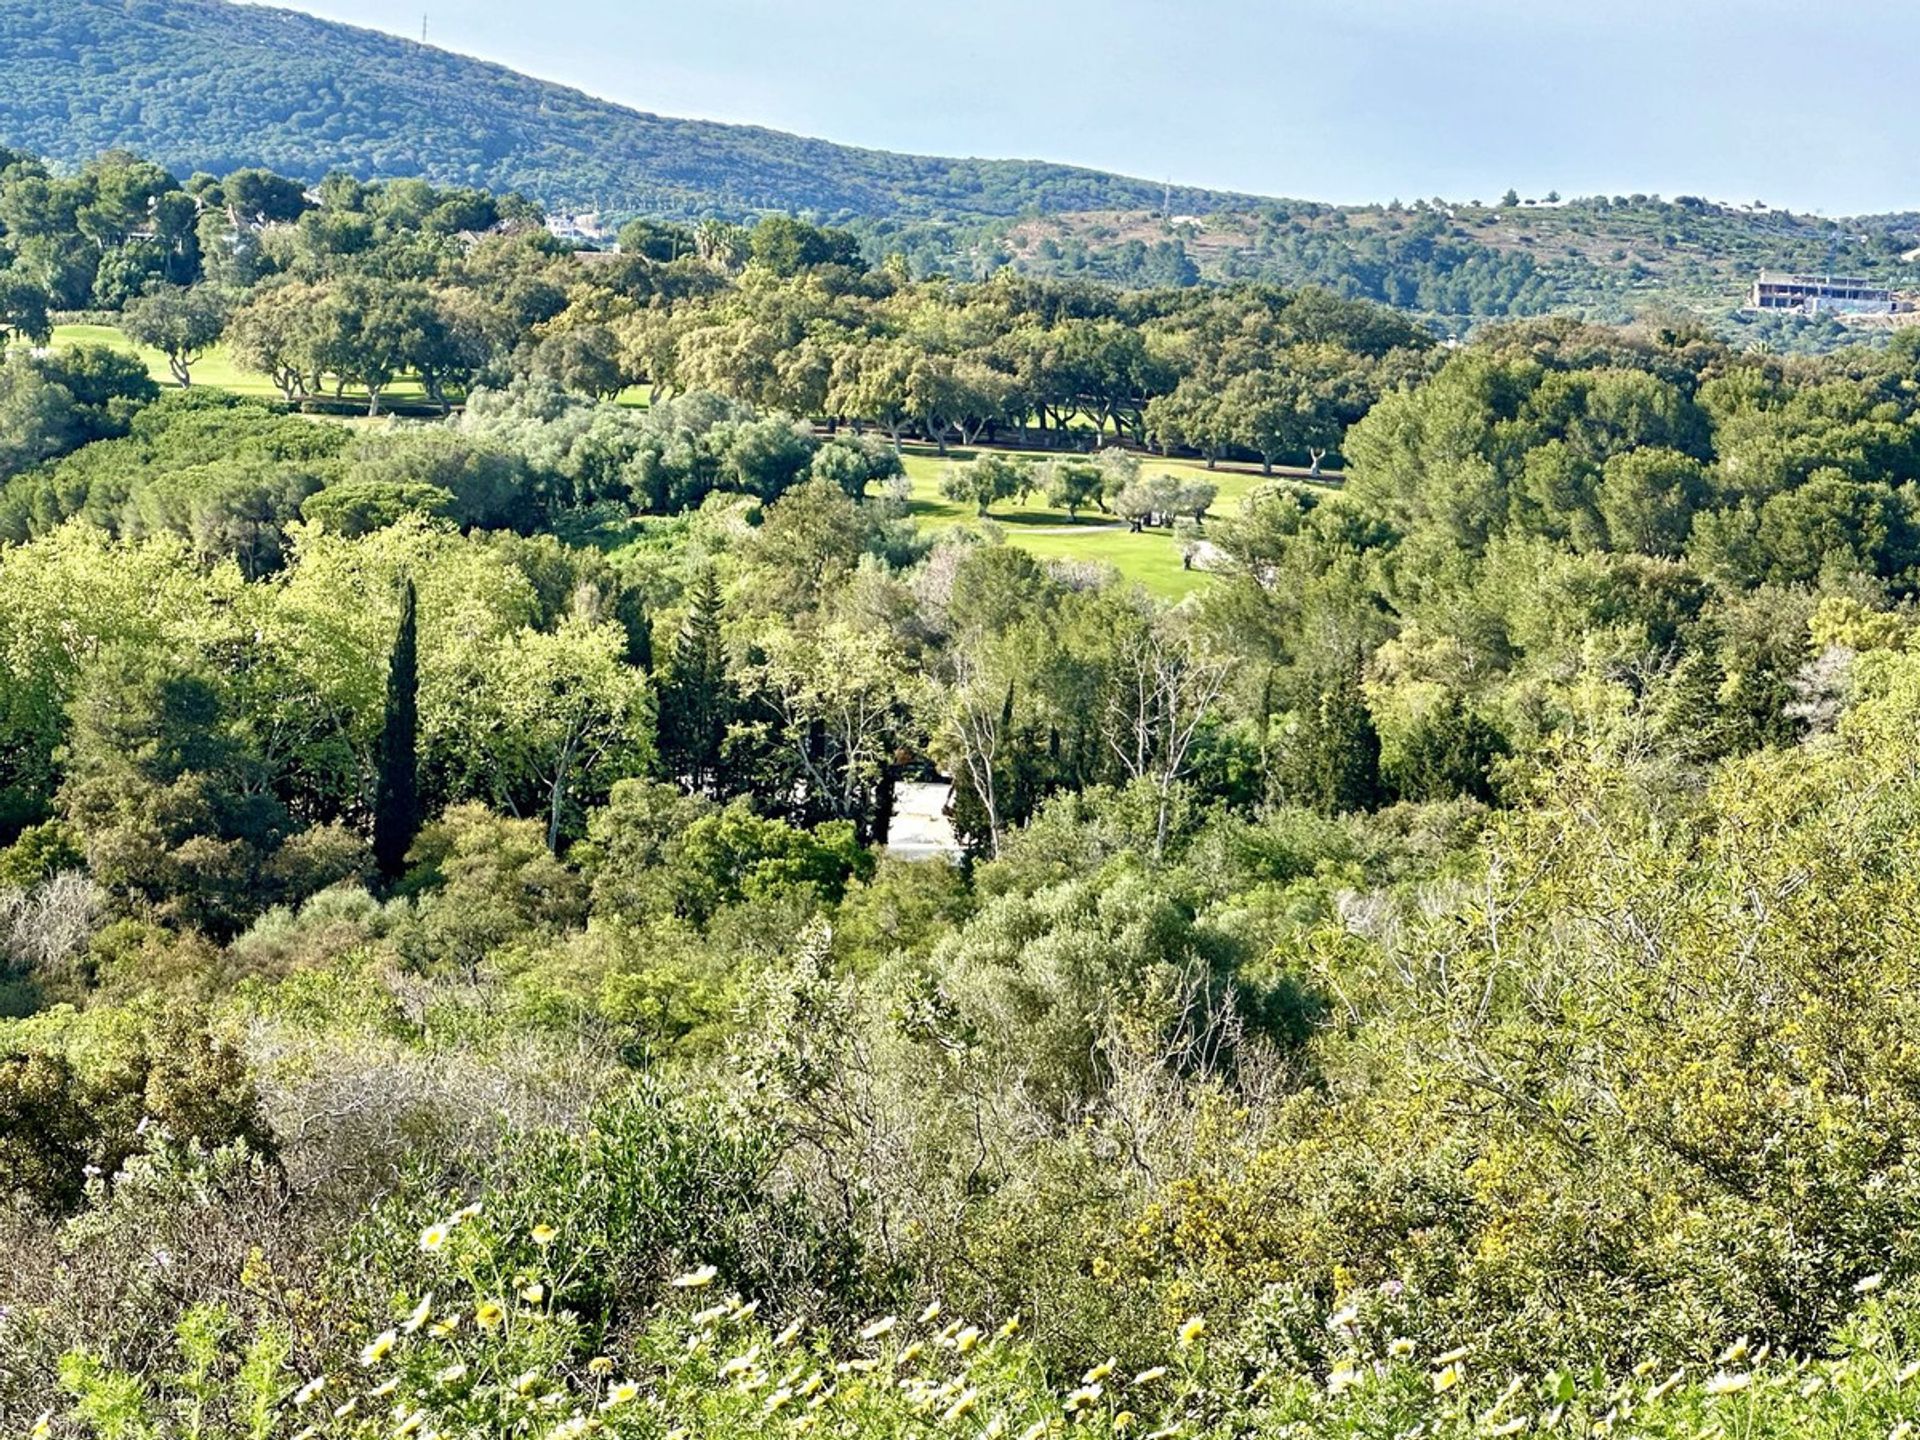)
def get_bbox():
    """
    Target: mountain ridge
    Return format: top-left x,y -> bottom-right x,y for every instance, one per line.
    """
0,0 -> 1268,219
